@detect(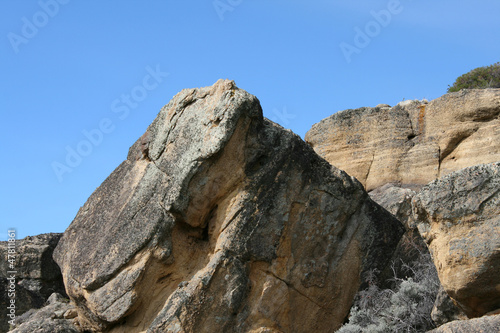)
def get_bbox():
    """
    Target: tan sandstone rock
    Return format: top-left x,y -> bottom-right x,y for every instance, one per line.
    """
53,80 -> 404,333
412,162 -> 500,318
427,314 -> 500,333
305,89 -> 500,191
